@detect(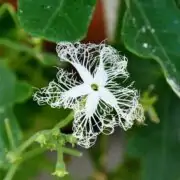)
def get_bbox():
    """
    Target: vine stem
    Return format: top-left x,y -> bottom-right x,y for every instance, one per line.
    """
3,111 -> 75,180
4,148 -> 46,180
54,111 -> 74,130
16,111 -> 74,155
62,147 -> 82,157
4,164 -> 20,180
4,118 -> 16,150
